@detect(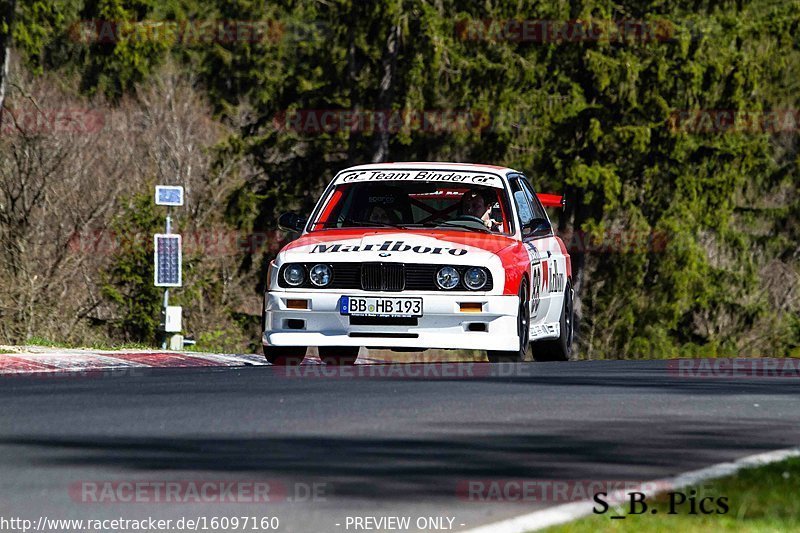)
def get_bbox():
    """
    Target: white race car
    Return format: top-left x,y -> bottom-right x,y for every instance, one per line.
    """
262,162 -> 573,365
